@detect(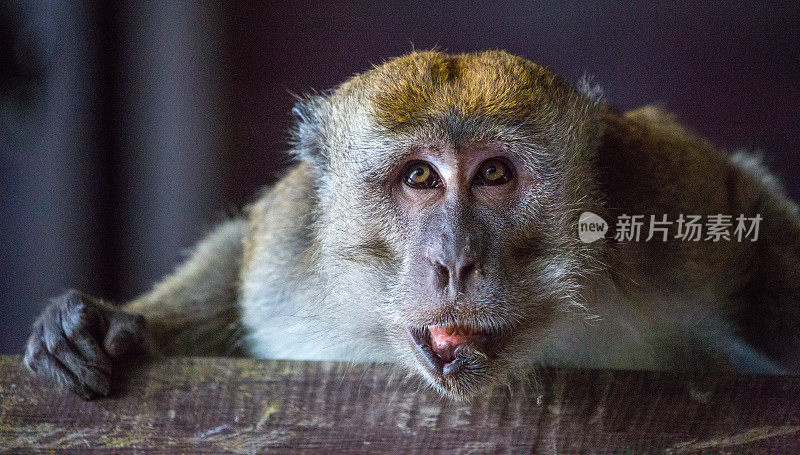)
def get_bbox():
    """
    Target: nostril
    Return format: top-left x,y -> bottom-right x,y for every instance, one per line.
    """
459,262 -> 476,280
435,262 -> 450,285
